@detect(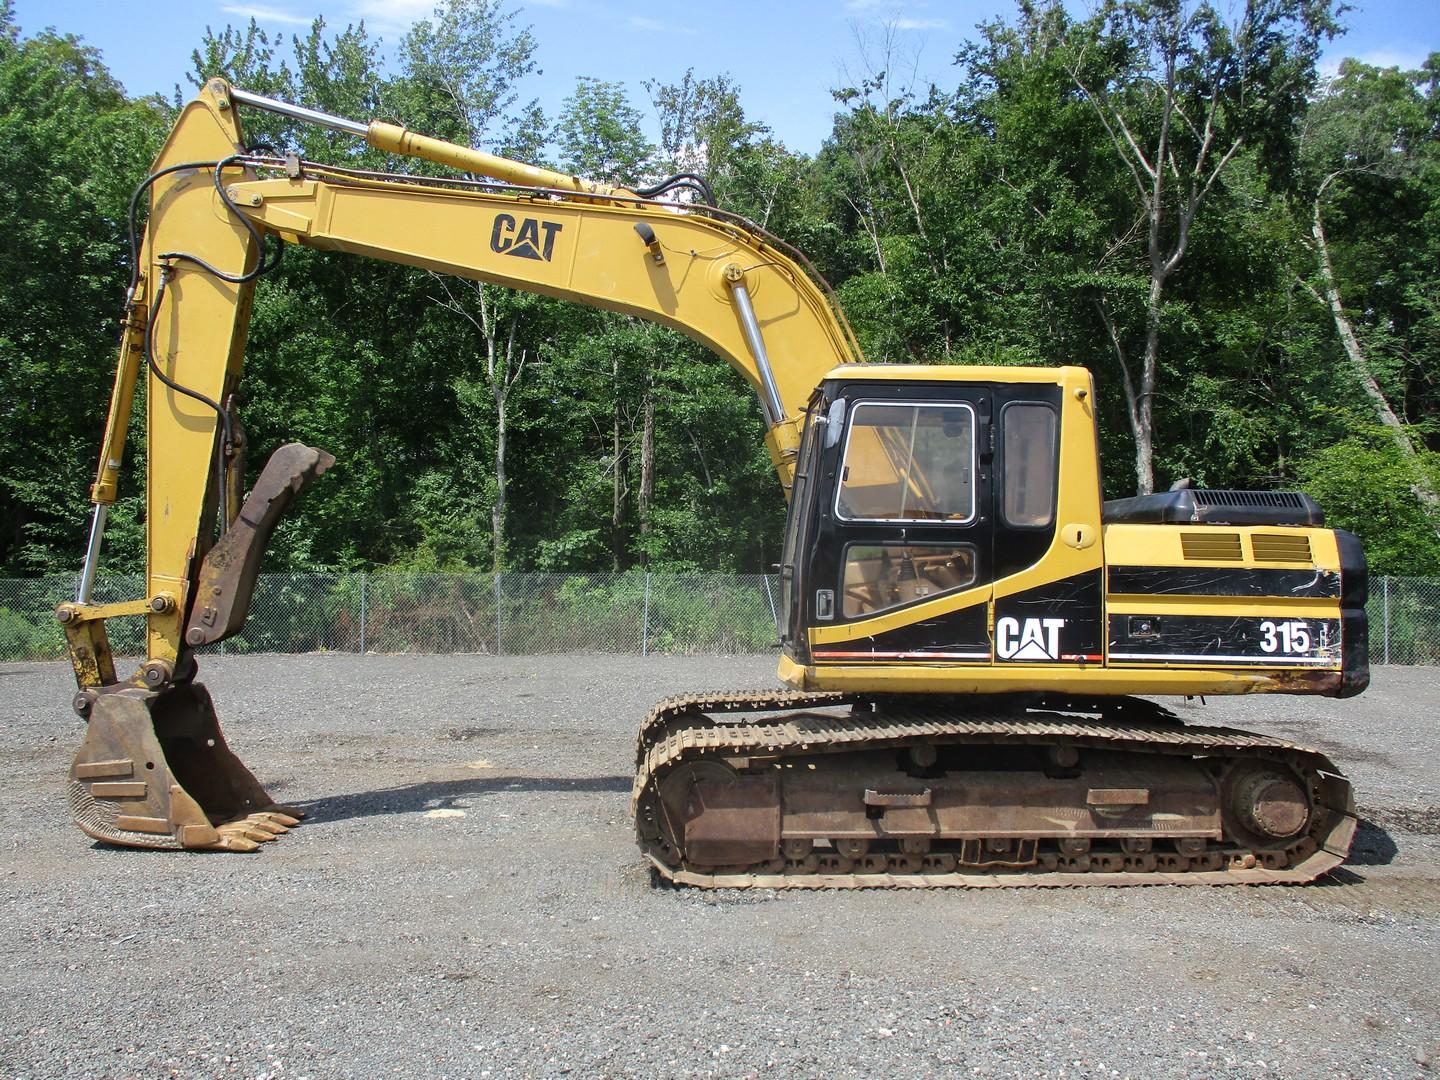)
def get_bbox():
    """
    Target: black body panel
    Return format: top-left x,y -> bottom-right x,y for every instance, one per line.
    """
1107,565 -> 1341,599
809,602 -> 991,661
1103,489 -> 1324,527
1108,613 -> 1343,665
